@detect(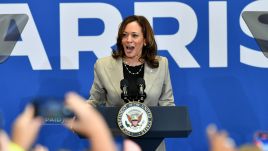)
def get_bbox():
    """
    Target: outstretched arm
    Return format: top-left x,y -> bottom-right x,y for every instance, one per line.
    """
64,92 -> 116,151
